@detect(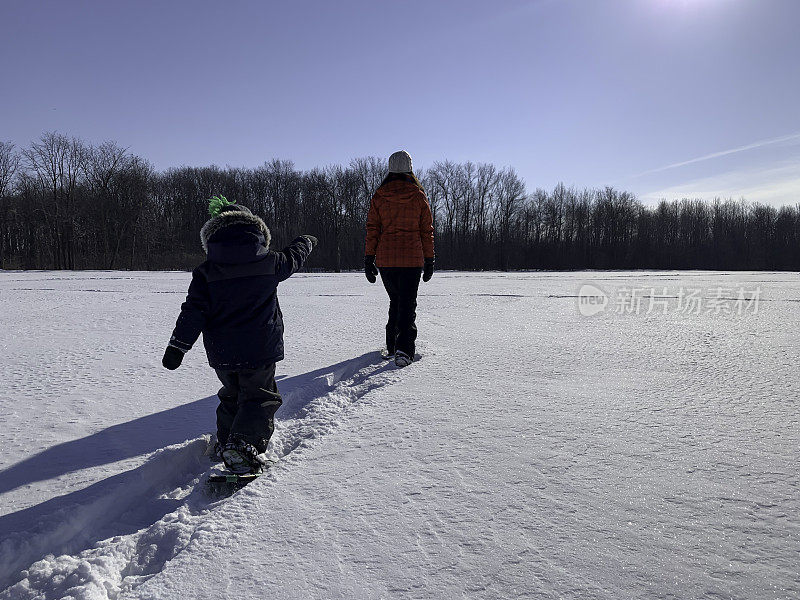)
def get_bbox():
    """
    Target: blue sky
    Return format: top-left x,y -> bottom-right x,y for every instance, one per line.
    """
2,0 -> 799,205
